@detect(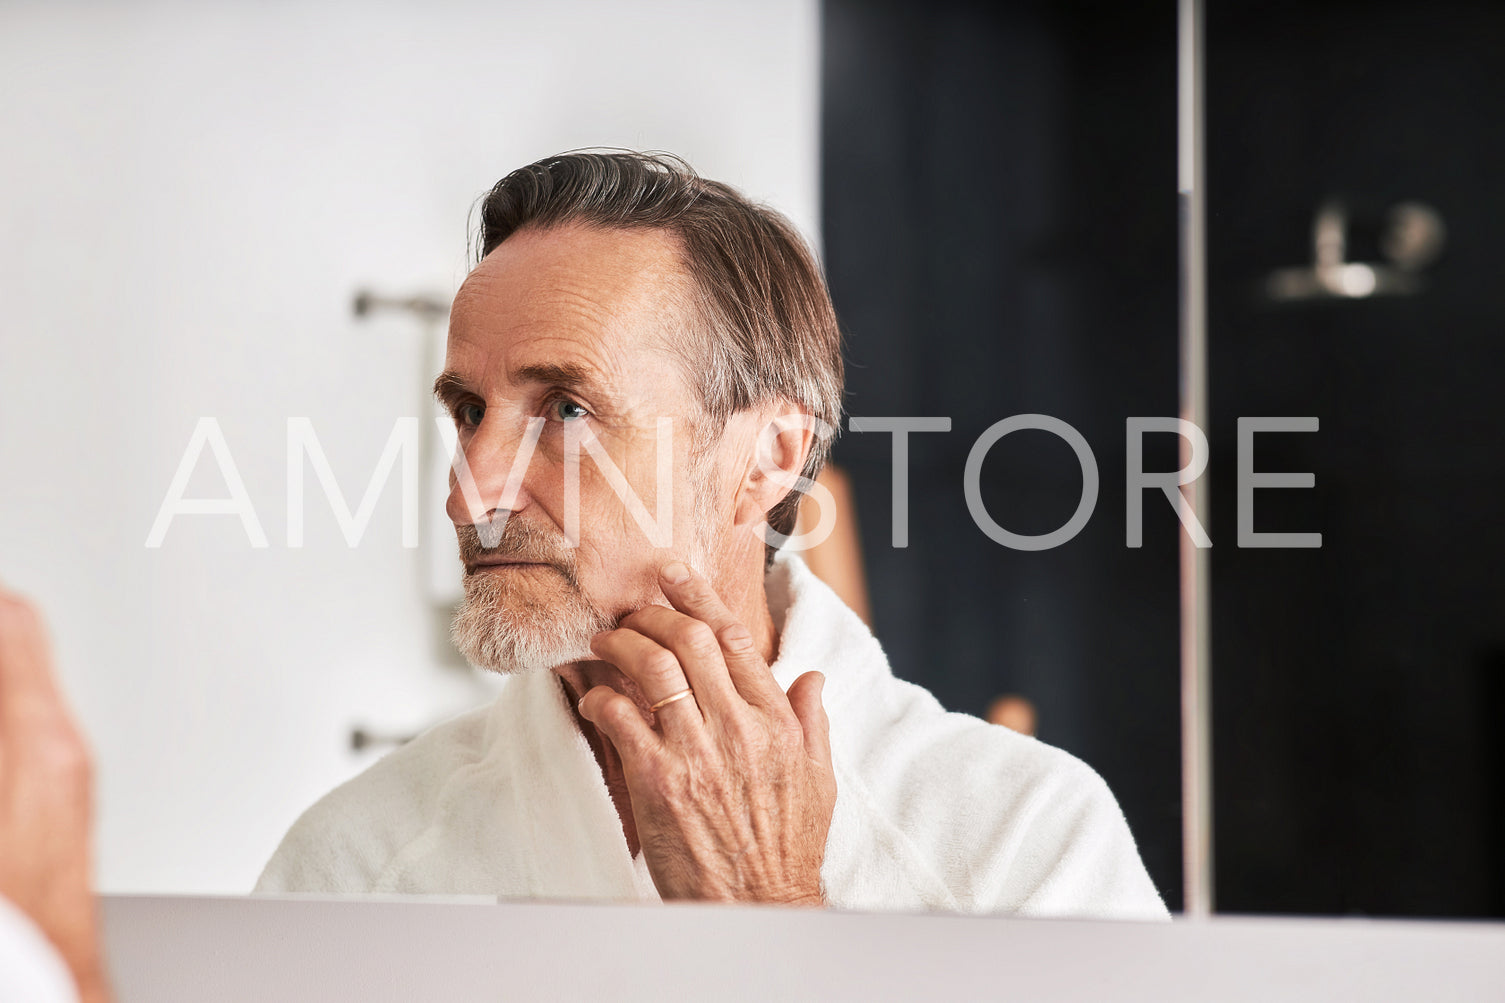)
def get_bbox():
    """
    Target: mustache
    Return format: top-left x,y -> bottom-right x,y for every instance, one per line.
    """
456,519 -> 579,582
